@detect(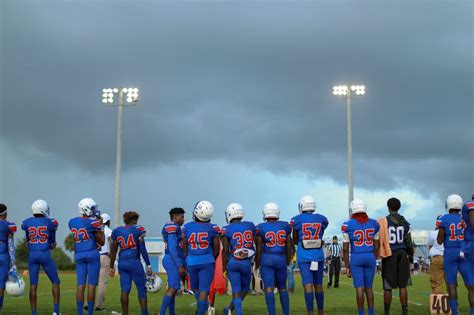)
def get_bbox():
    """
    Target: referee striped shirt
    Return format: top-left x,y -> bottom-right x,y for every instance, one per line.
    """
329,243 -> 341,258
